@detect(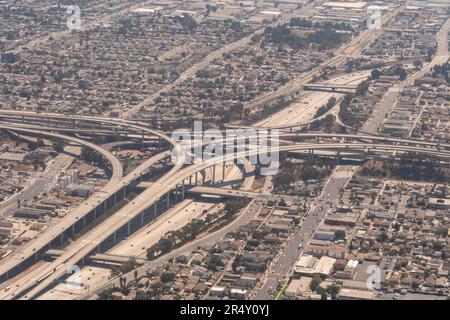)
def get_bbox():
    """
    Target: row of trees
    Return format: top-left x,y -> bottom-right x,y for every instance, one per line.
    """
263,24 -> 344,50
314,96 -> 337,118
359,153 -> 449,182
273,160 -> 329,193
289,18 -> 353,31
308,274 -> 341,300
146,198 -> 250,260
